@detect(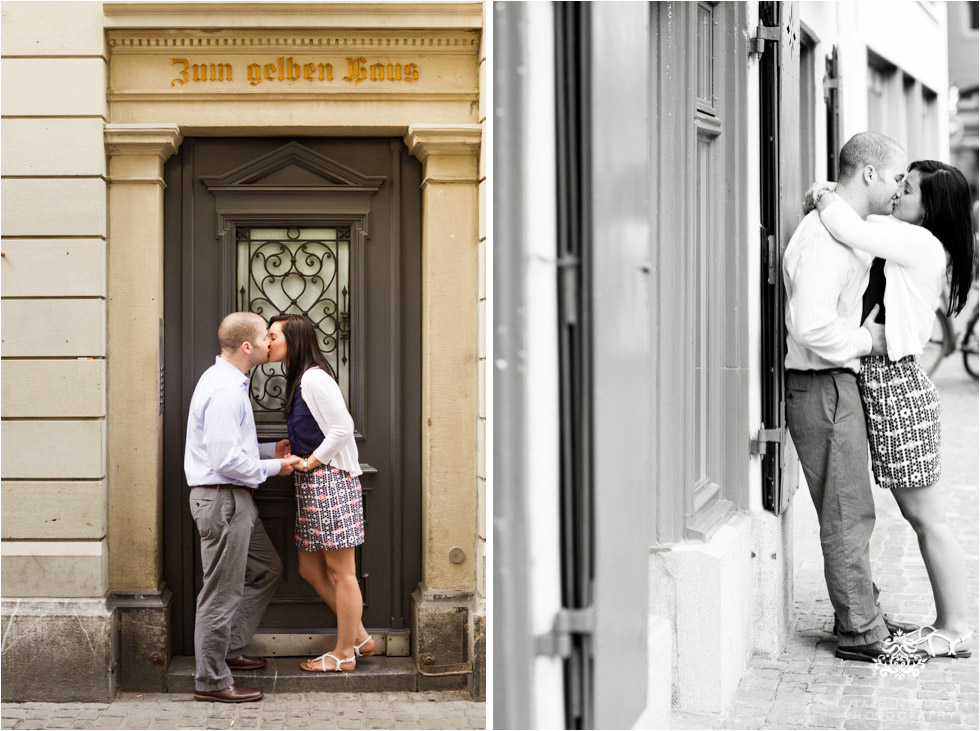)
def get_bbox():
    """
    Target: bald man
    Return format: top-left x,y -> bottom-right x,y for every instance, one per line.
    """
184,312 -> 302,702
